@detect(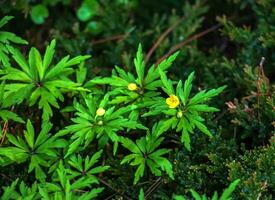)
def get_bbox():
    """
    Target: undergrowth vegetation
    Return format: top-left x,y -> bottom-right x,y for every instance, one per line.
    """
0,0 -> 274,199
